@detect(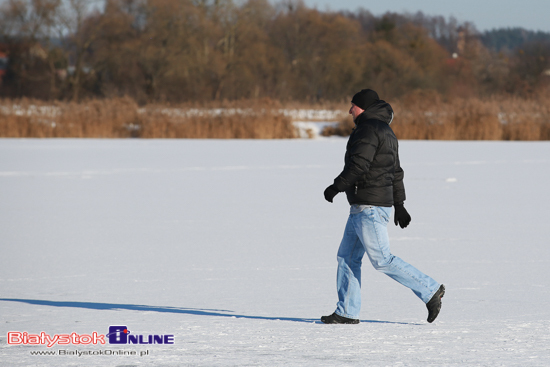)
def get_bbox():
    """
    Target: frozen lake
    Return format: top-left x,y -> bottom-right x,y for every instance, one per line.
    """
1,138 -> 550,366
